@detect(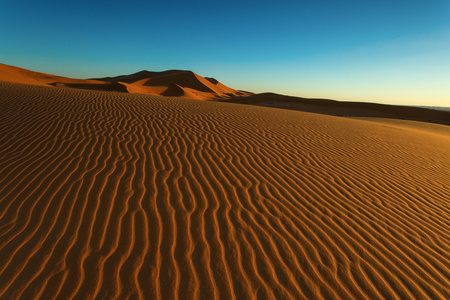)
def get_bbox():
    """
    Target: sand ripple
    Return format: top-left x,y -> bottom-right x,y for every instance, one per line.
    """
0,82 -> 449,299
